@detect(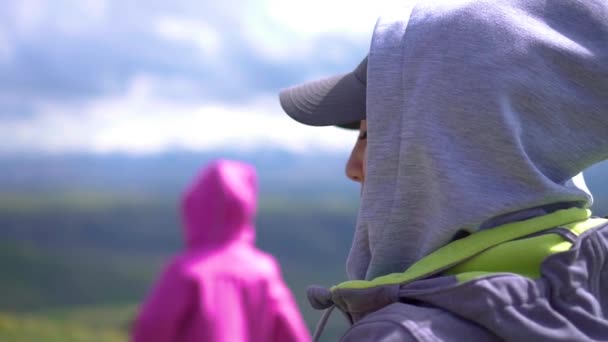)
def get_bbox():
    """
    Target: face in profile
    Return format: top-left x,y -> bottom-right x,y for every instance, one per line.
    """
345,120 -> 367,192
